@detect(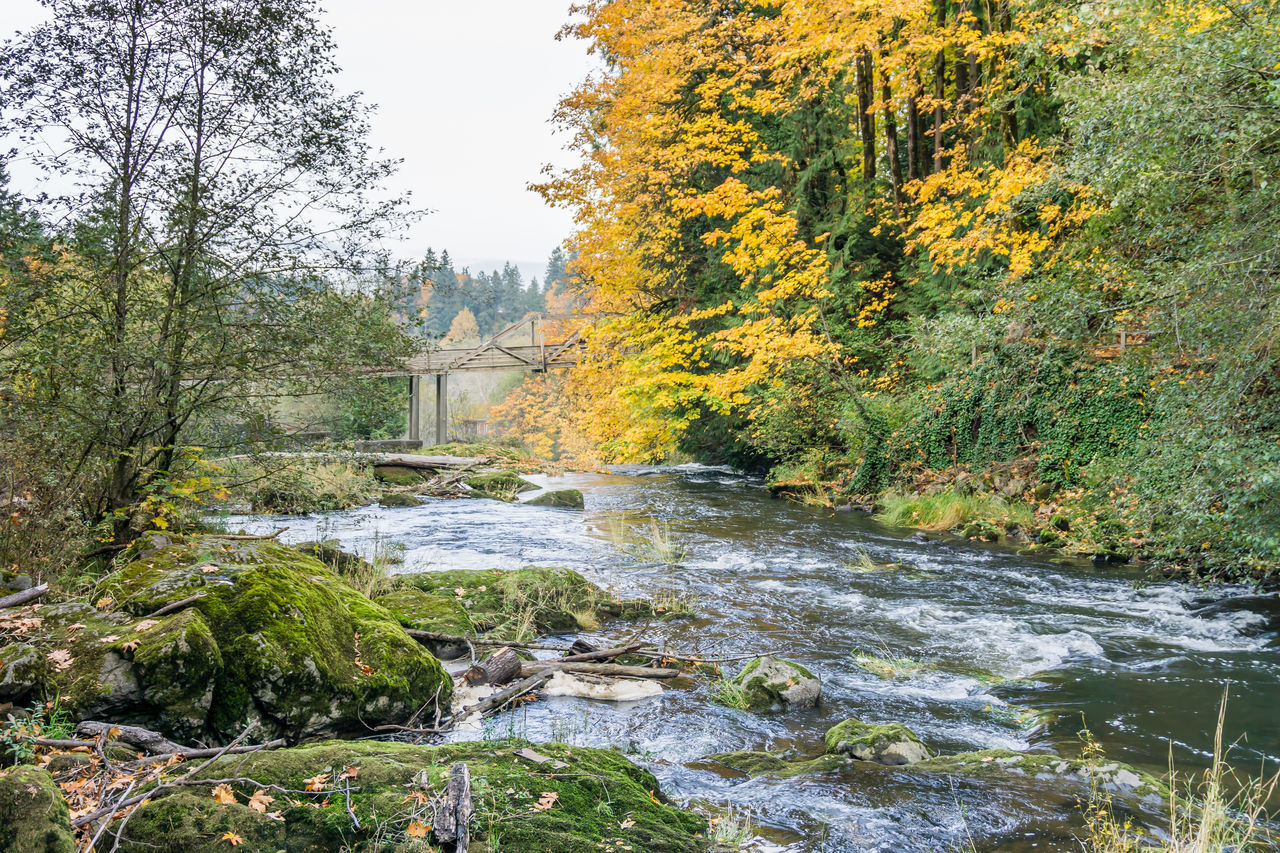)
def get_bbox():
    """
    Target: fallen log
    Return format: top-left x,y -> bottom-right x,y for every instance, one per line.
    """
76,721 -> 184,755
452,670 -> 553,724
433,763 -> 474,852
519,662 -> 680,679
462,647 -> 521,687
0,583 -> 48,609
380,453 -> 489,471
